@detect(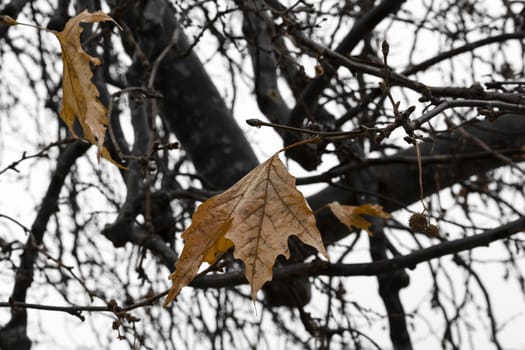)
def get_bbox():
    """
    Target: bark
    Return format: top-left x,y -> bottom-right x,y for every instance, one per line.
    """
237,0 -> 291,127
